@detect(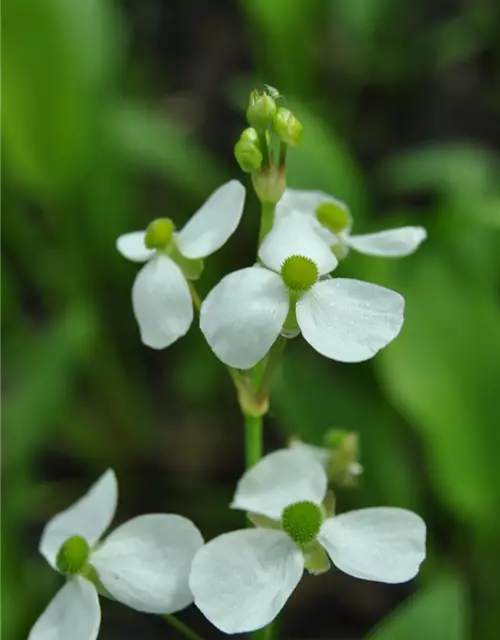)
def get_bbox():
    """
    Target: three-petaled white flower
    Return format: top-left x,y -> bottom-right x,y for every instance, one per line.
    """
276,188 -> 427,258
200,215 -> 405,369
189,450 -> 426,634
29,469 -> 203,640
116,180 -> 245,349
